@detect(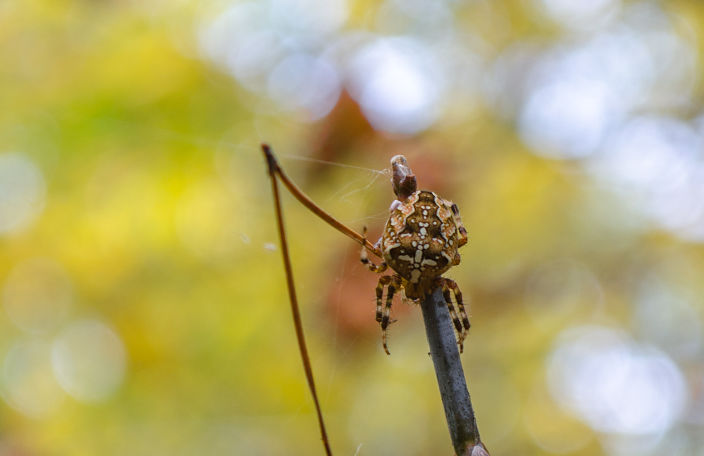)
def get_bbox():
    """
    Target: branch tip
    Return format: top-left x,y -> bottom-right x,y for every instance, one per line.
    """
261,143 -> 278,175
470,442 -> 490,456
